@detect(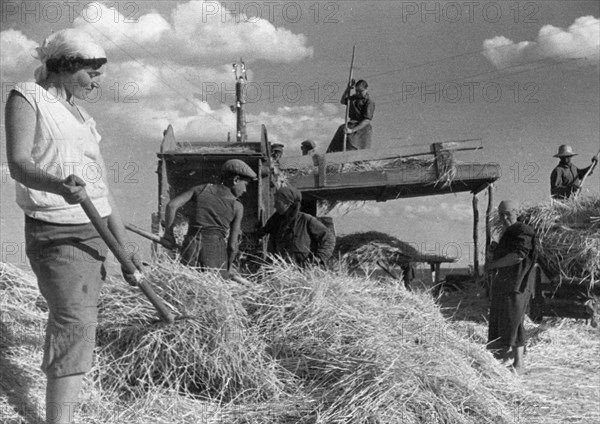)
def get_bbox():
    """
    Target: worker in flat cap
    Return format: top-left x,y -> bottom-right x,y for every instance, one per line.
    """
550,145 -> 599,200
269,143 -> 286,189
485,200 -> 536,374
300,139 -> 316,156
271,143 -> 284,162
165,159 -> 257,273
258,186 -> 335,267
